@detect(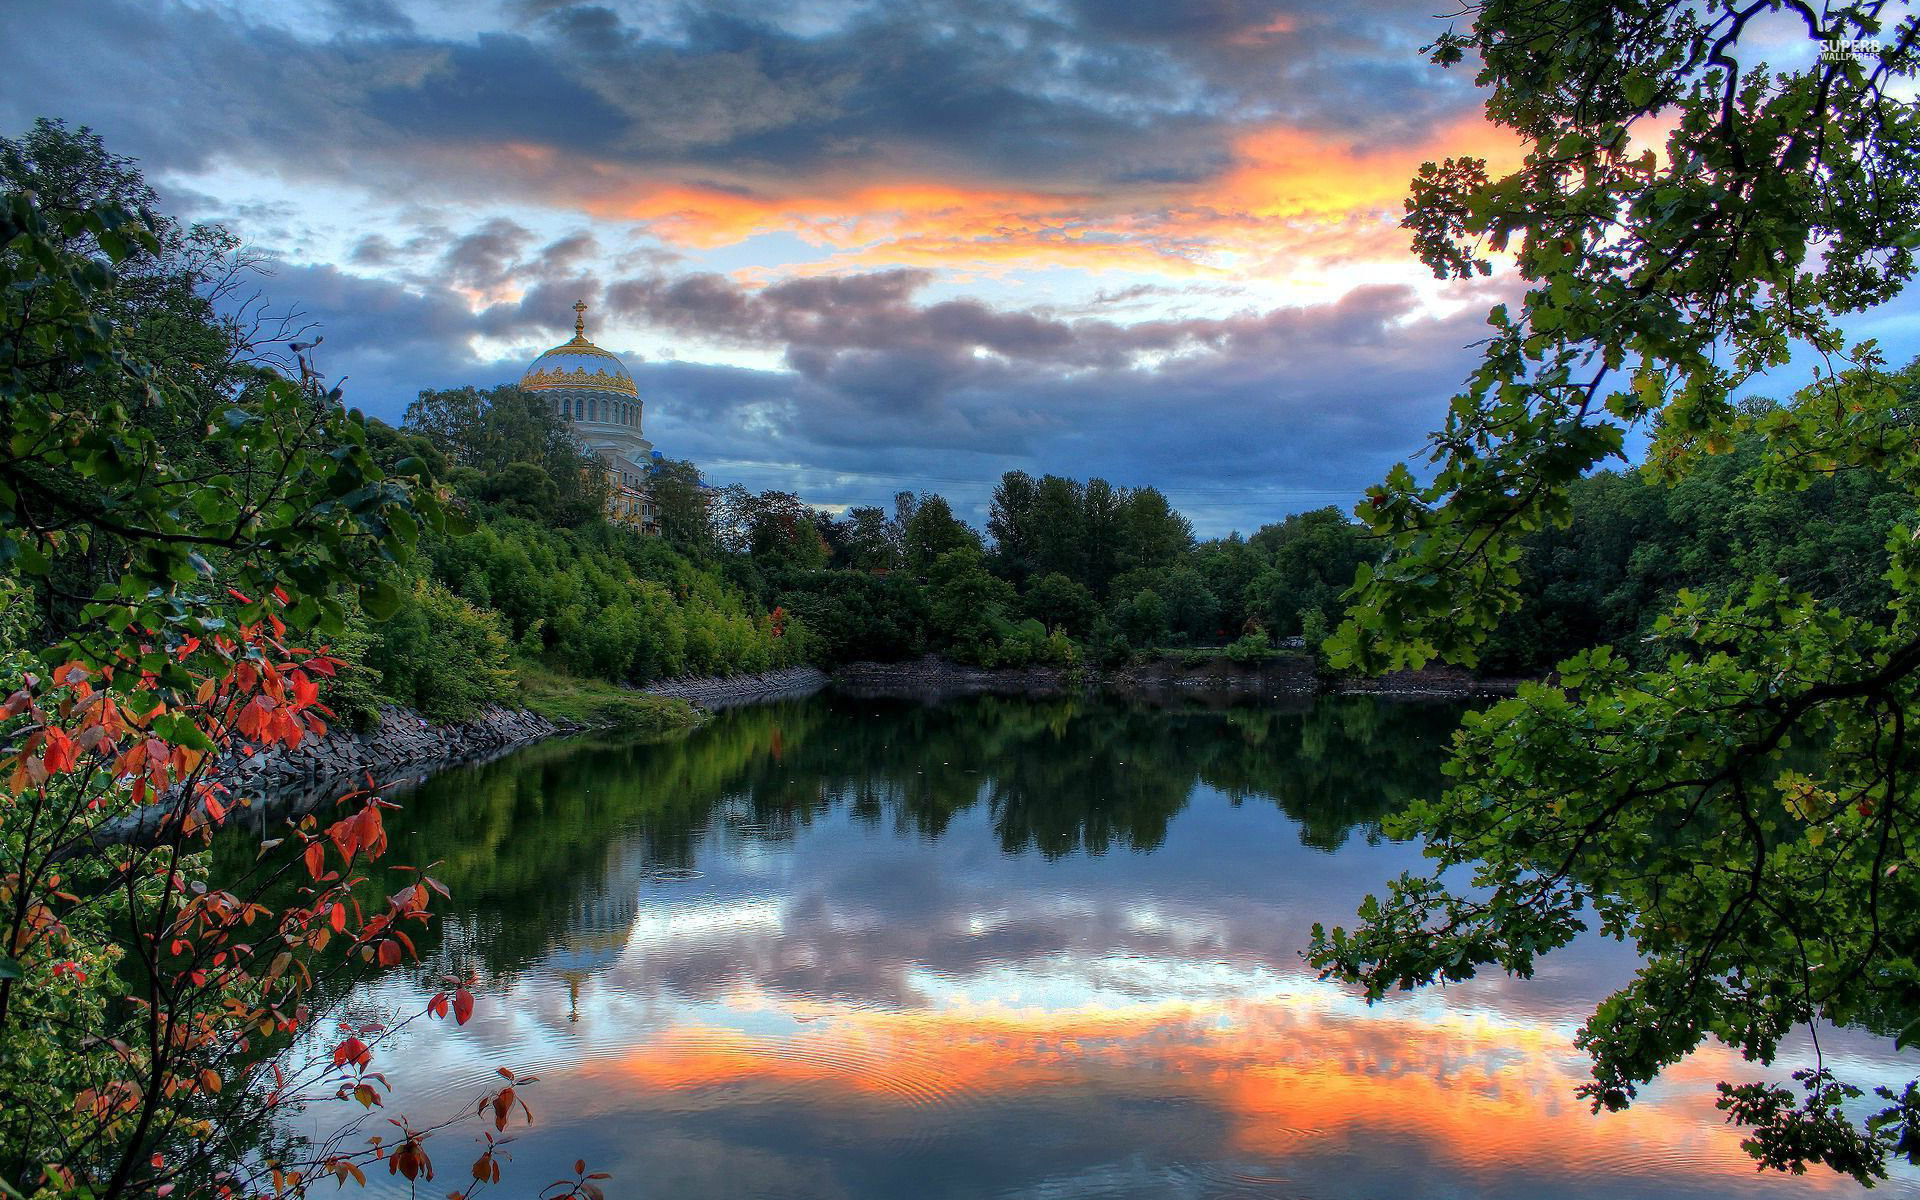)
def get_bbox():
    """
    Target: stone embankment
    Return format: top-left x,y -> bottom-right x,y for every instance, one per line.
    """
97,704 -> 560,844
1334,666 -> 1524,699
832,654 -> 1518,704
831,658 -> 1073,700
642,666 -> 830,709
1103,655 -> 1319,705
